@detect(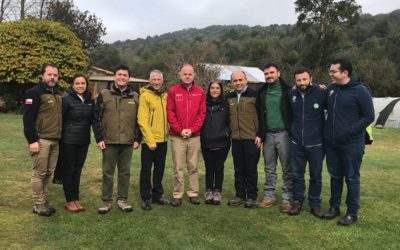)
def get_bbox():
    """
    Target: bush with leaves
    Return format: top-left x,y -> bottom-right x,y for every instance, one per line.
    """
0,18 -> 88,111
